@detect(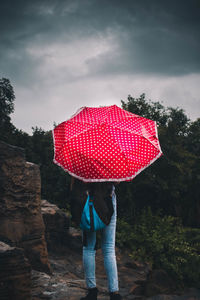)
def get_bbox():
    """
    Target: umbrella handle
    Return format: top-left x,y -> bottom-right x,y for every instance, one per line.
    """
70,176 -> 75,191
